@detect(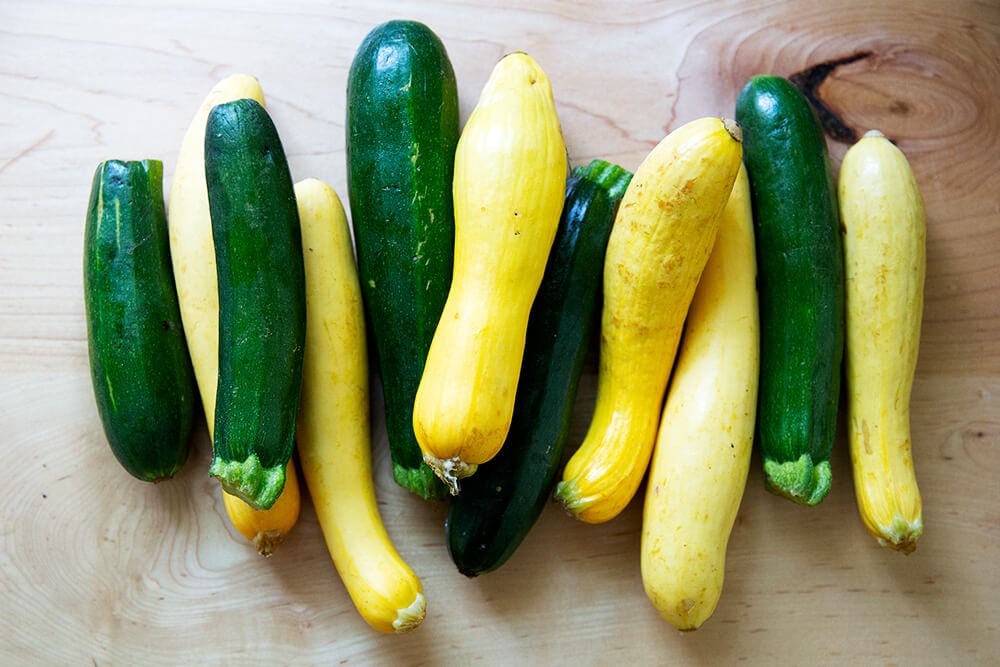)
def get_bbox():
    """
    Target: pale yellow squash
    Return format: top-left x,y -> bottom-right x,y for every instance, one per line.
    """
839,130 -> 925,553
412,52 -> 567,494
641,165 -> 759,630
168,74 -> 299,555
295,178 -> 425,634
554,117 -> 743,524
